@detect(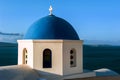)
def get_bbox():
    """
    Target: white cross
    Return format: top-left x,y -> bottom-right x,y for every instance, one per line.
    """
49,5 -> 53,15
